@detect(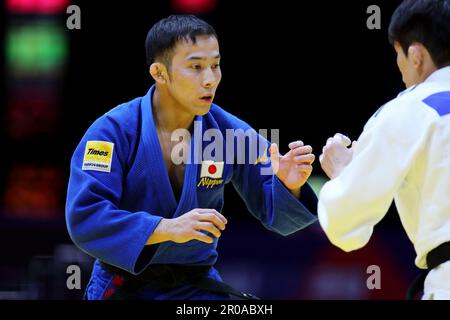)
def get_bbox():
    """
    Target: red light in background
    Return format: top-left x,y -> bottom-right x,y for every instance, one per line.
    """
6,0 -> 70,15
5,89 -> 59,140
171,0 -> 218,14
2,166 -> 63,220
